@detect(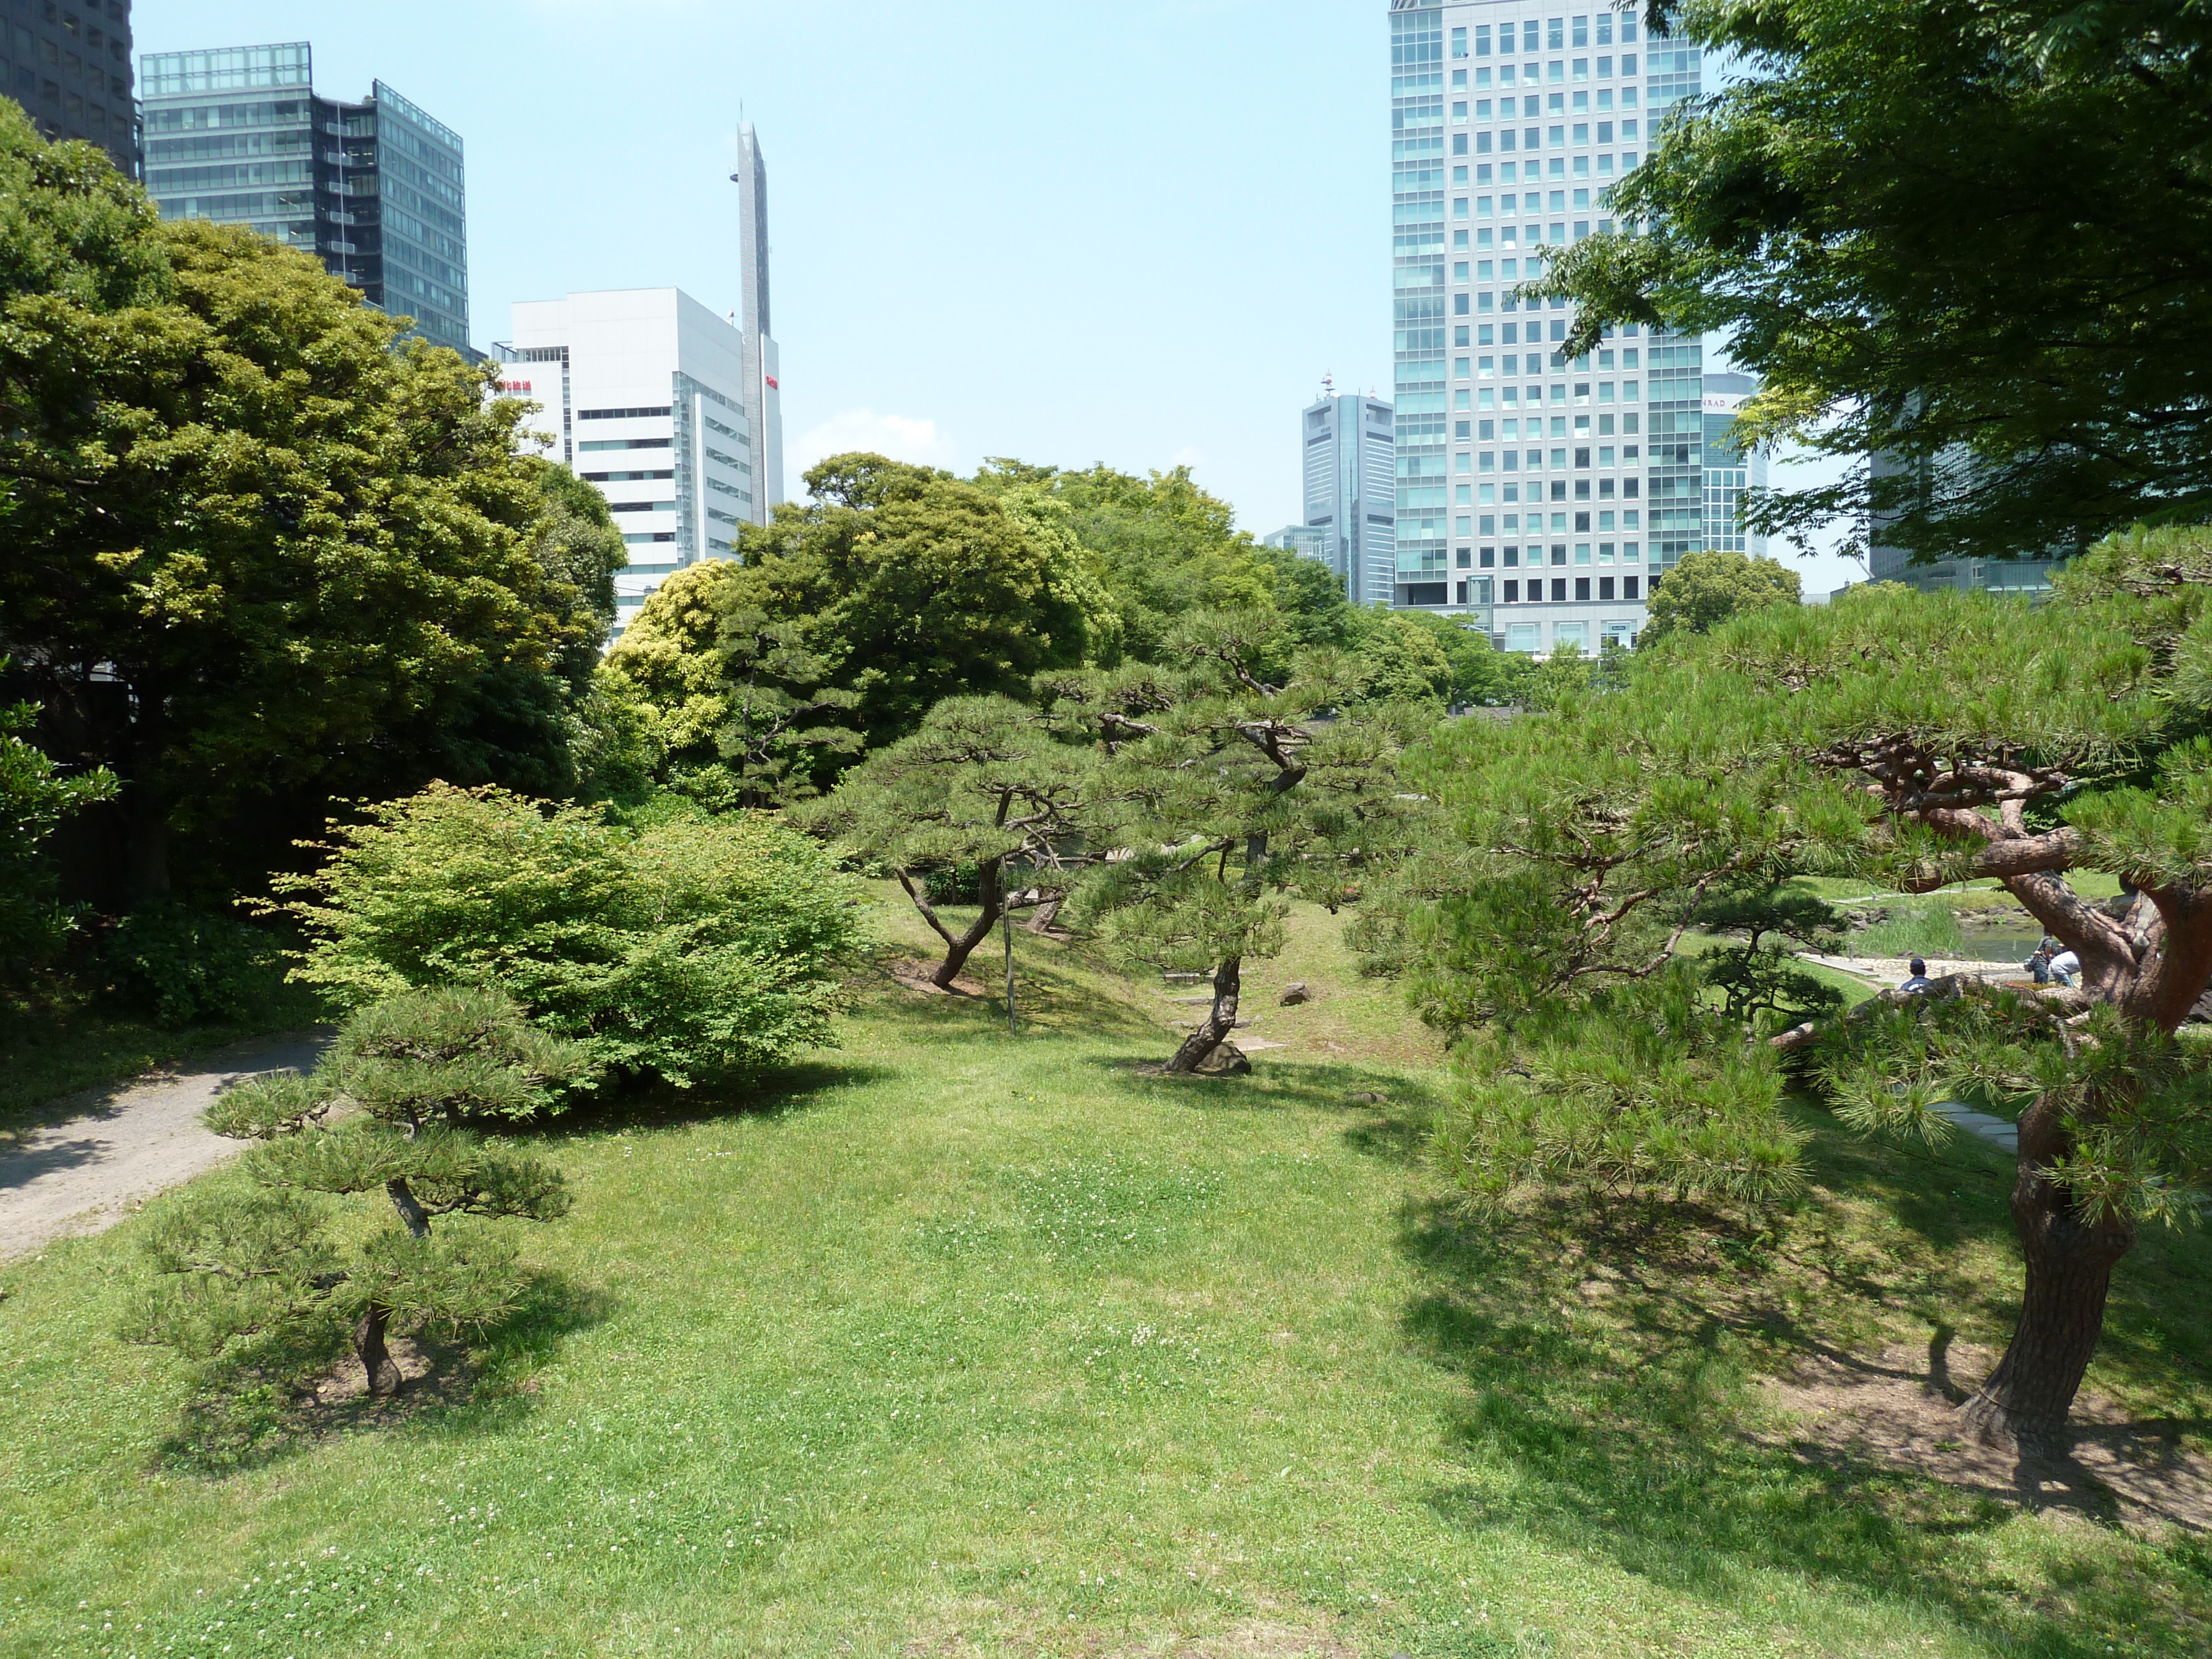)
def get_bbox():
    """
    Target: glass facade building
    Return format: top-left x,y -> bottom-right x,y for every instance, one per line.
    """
1,0 -> 135,173
138,43 -> 471,356
1297,392 -> 1399,606
1391,3 -> 1746,651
